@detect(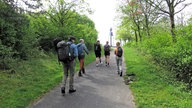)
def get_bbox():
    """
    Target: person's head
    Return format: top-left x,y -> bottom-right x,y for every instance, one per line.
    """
106,41 -> 109,45
116,42 -> 120,47
68,36 -> 76,42
80,39 -> 84,43
97,40 -> 100,44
